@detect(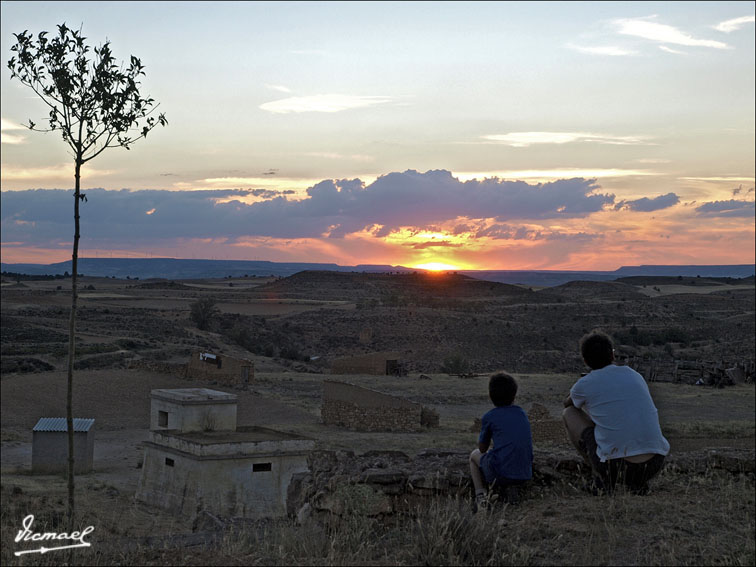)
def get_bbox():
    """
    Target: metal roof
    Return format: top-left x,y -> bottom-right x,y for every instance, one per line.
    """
33,418 -> 95,432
